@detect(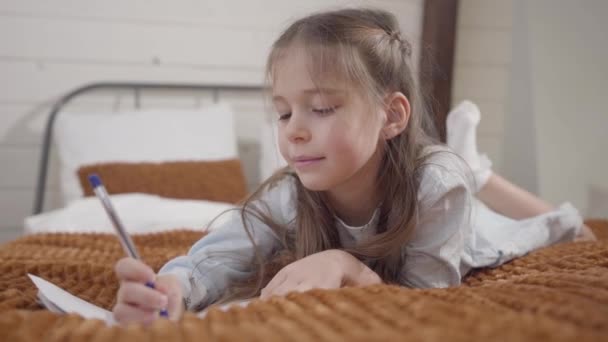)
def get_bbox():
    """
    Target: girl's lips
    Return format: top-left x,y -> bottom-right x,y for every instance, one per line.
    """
293,157 -> 325,167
